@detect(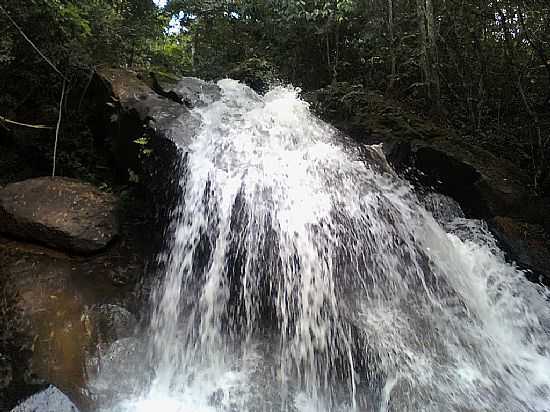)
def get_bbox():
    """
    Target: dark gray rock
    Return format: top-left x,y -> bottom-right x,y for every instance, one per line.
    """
173,76 -> 222,108
94,68 -> 223,297
10,385 -> 79,412
0,177 -> 118,254
97,68 -> 220,148
305,84 -> 539,223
